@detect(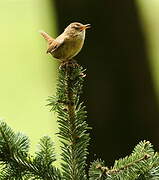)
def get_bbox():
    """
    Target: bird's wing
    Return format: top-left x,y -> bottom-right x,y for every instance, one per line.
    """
46,38 -> 64,54
39,31 -> 55,45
